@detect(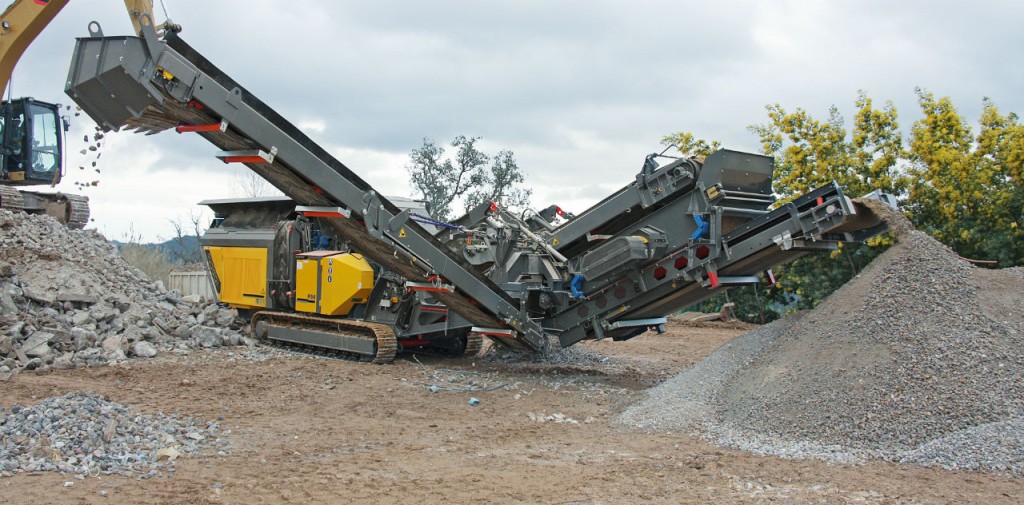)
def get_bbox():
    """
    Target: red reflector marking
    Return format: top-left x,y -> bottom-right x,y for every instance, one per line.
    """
175,123 -> 223,133
223,156 -> 268,163
653,266 -> 667,280
696,245 -> 710,259
302,211 -> 347,218
674,256 -> 689,269
399,340 -> 432,347
708,272 -> 720,288
816,197 -> 824,205
488,201 -> 499,213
